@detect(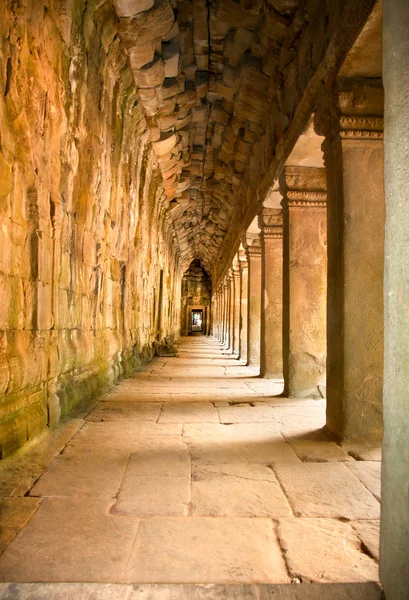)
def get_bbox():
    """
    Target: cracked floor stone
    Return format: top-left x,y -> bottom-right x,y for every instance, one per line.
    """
0,337 -> 381,588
